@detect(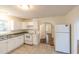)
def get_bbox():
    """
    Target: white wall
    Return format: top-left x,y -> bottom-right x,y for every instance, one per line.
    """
32,19 -> 40,45
37,16 -> 68,24
65,6 -> 79,54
